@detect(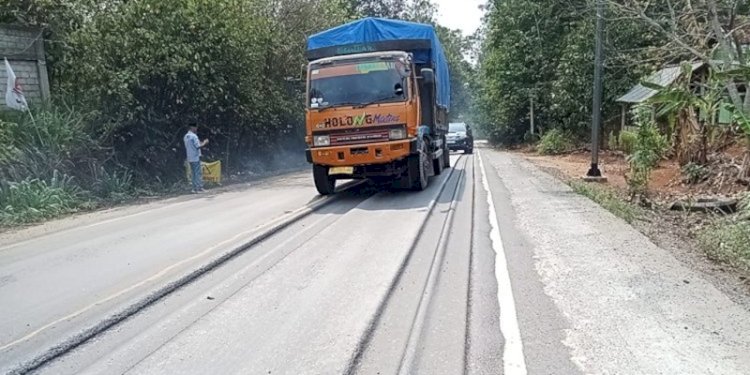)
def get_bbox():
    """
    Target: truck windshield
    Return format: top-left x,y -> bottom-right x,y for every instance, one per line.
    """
309,60 -> 408,109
